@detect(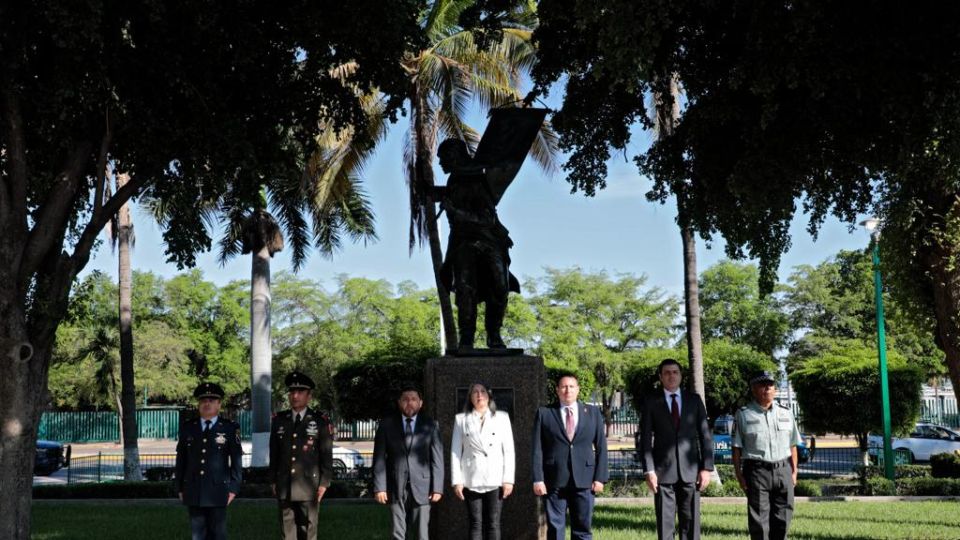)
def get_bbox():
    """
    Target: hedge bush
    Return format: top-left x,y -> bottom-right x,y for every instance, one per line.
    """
794,480 -> 822,497
930,452 -> 960,479
33,479 -> 365,499
896,477 -> 960,496
34,481 -> 175,499
864,477 -> 896,496
857,464 -> 931,481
